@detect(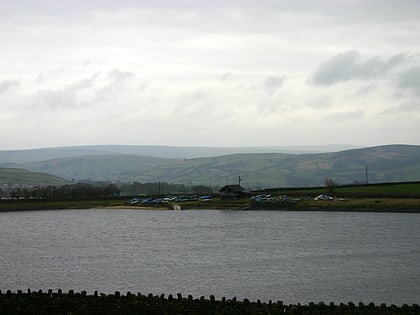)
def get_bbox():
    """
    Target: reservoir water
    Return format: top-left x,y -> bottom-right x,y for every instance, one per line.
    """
0,209 -> 419,305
